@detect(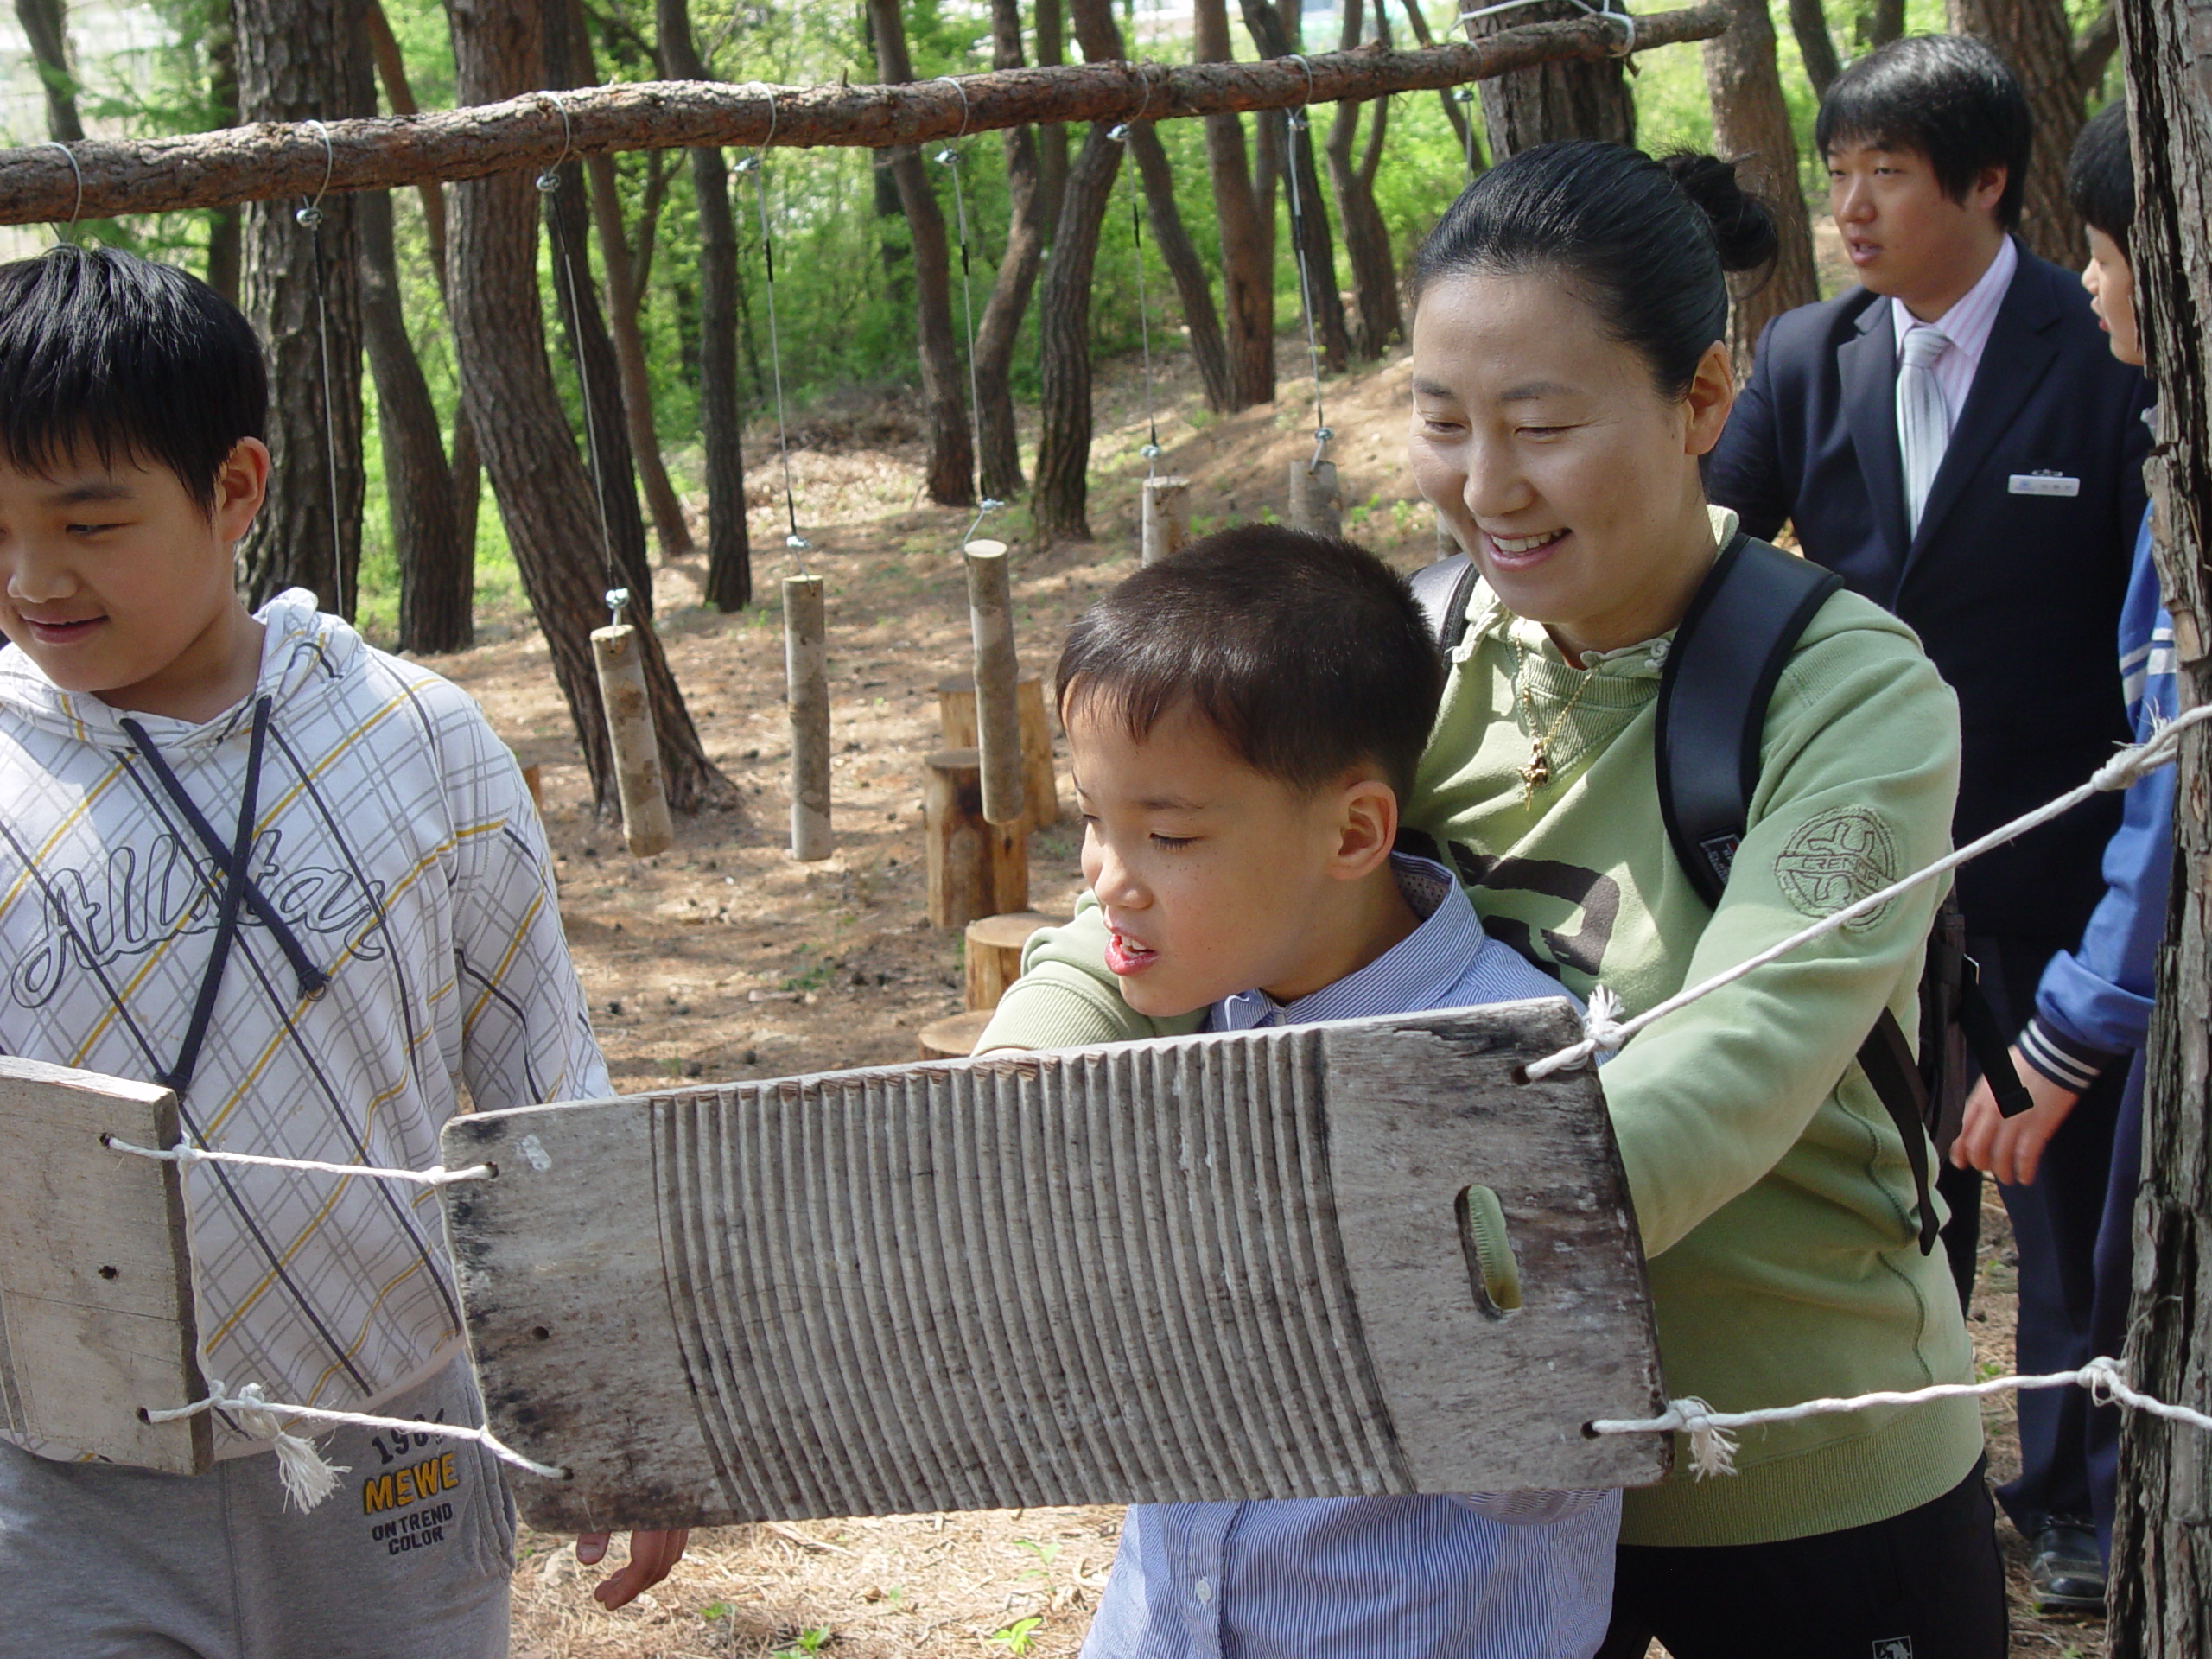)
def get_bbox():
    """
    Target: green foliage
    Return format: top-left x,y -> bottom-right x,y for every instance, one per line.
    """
988,1617 -> 1044,1654
25,0 -> 2088,632
771,1626 -> 834,1656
